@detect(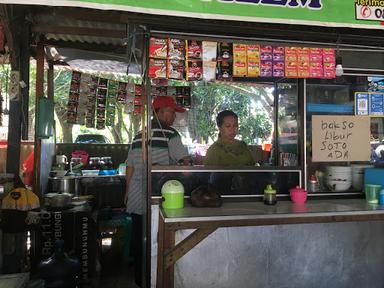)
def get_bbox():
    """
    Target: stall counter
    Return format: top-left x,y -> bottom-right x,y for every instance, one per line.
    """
157,199 -> 384,288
